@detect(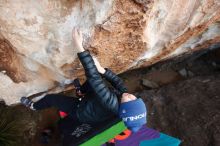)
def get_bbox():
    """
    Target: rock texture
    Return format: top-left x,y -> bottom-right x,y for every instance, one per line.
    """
0,0 -> 220,104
